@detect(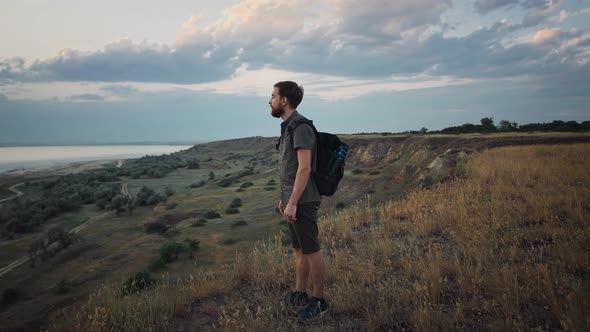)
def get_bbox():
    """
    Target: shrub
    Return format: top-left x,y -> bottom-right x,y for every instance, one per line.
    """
147,193 -> 166,205
240,182 -> 253,189
220,238 -> 236,245
225,207 -> 240,215
121,271 -> 155,296
164,187 -> 175,197
217,178 -> 234,187
204,210 -> 221,219
267,179 -> 277,185
186,158 -> 200,169
352,168 -> 363,174
368,171 -> 381,175
144,220 -> 169,234
149,257 -> 166,272
191,218 -> 207,227
191,180 -> 206,188
336,202 -> 346,209
229,198 -> 242,208
159,241 -> 186,263
231,220 -> 248,228
236,188 -> 245,192
264,187 -> 276,191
